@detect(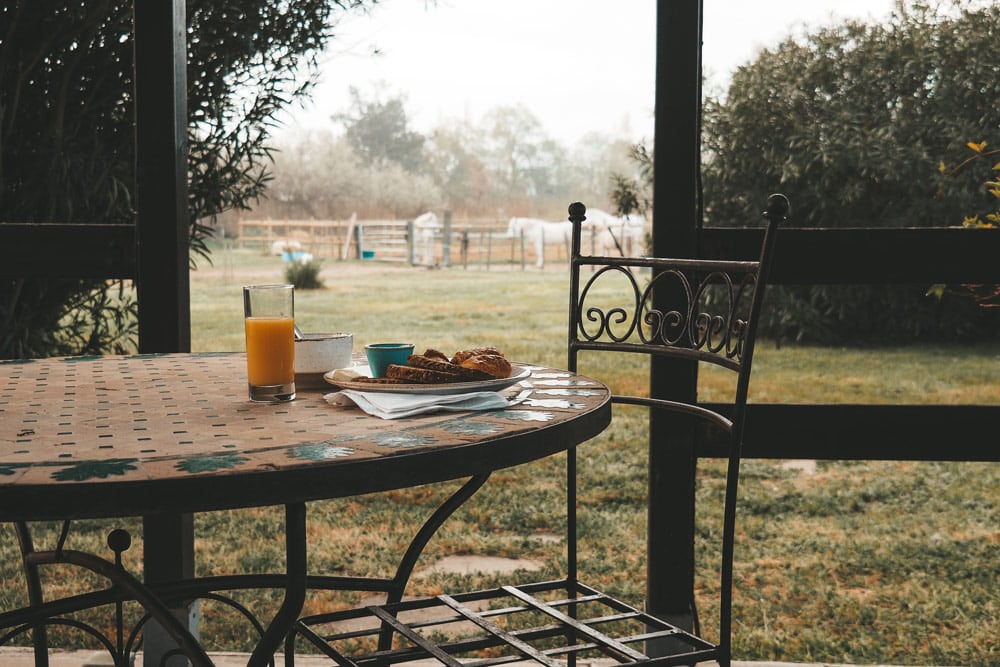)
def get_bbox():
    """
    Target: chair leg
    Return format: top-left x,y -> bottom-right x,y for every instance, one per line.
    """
14,522 -> 49,667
